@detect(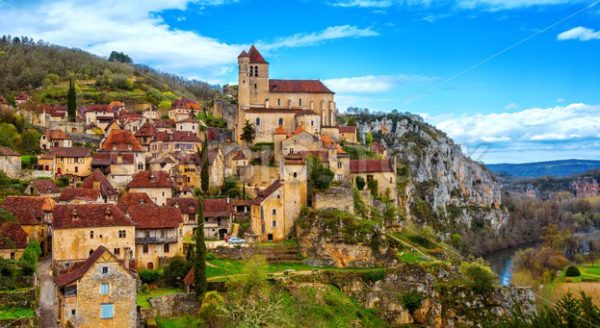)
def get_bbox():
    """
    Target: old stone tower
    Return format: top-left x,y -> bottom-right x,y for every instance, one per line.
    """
237,45 -> 270,110
281,154 -> 308,232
